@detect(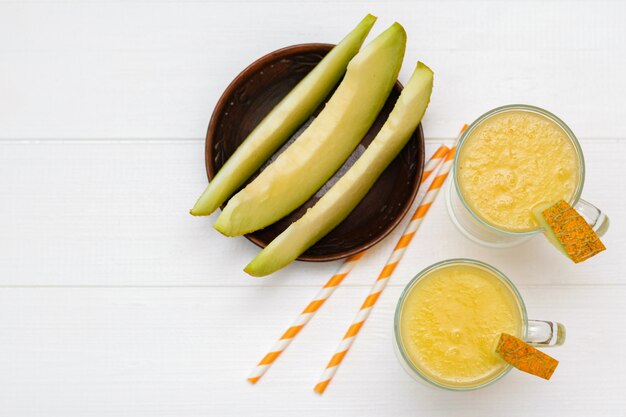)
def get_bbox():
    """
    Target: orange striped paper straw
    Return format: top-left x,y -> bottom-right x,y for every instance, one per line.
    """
247,252 -> 364,384
314,127 -> 467,394
416,145 -> 449,185
247,145 -> 450,384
